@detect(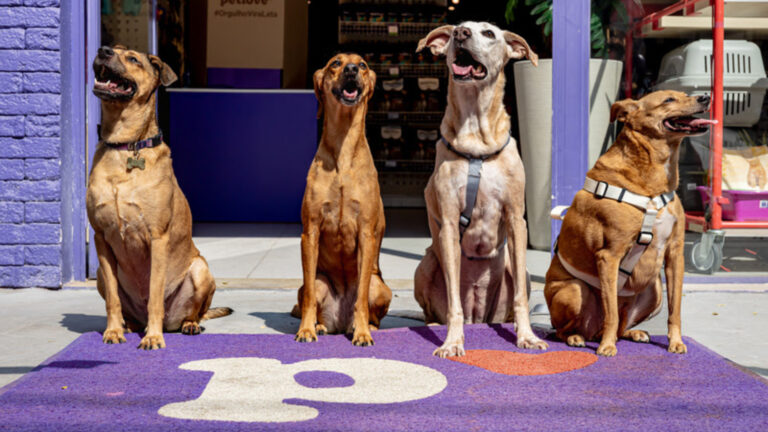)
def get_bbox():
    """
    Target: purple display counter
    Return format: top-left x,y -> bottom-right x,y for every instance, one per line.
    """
168,89 -> 317,222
